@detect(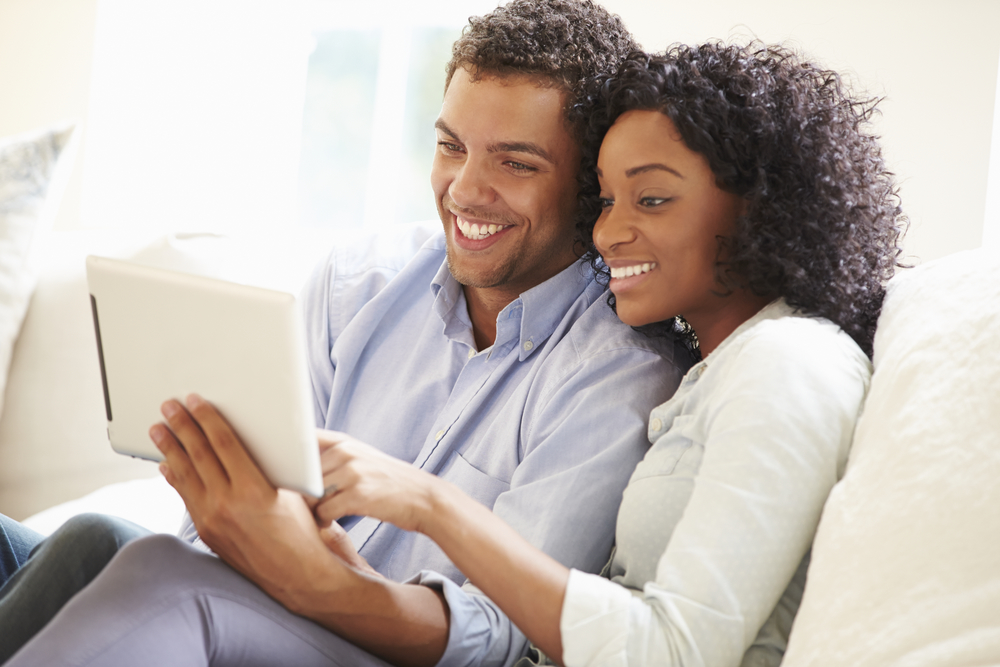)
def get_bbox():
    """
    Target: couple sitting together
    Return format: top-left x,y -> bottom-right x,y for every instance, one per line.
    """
0,0 -> 906,665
